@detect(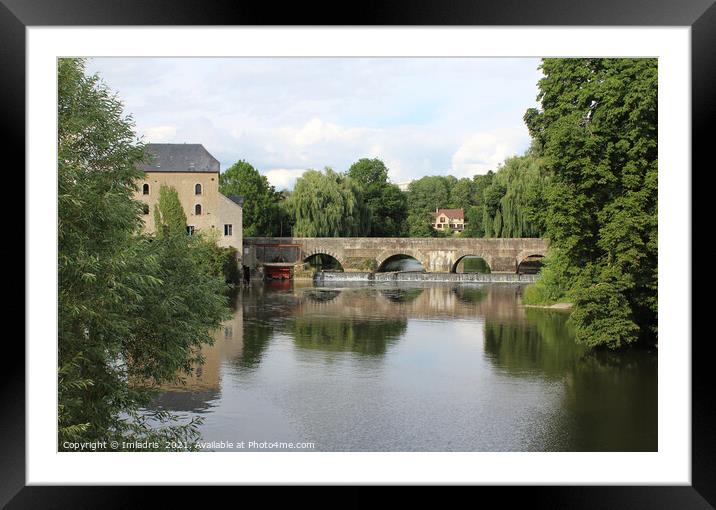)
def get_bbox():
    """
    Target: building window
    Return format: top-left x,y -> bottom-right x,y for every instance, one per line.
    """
224,224 -> 233,236
142,183 -> 150,195
194,204 -> 202,215
187,225 -> 195,236
141,203 -> 150,215
195,183 -> 202,195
